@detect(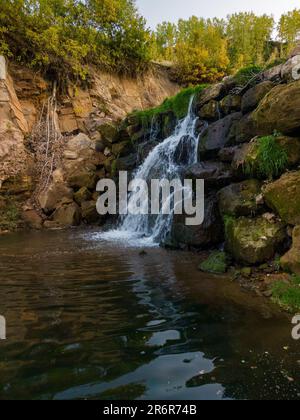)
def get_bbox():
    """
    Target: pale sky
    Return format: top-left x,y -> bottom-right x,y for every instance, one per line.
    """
136,0 -> 300,29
